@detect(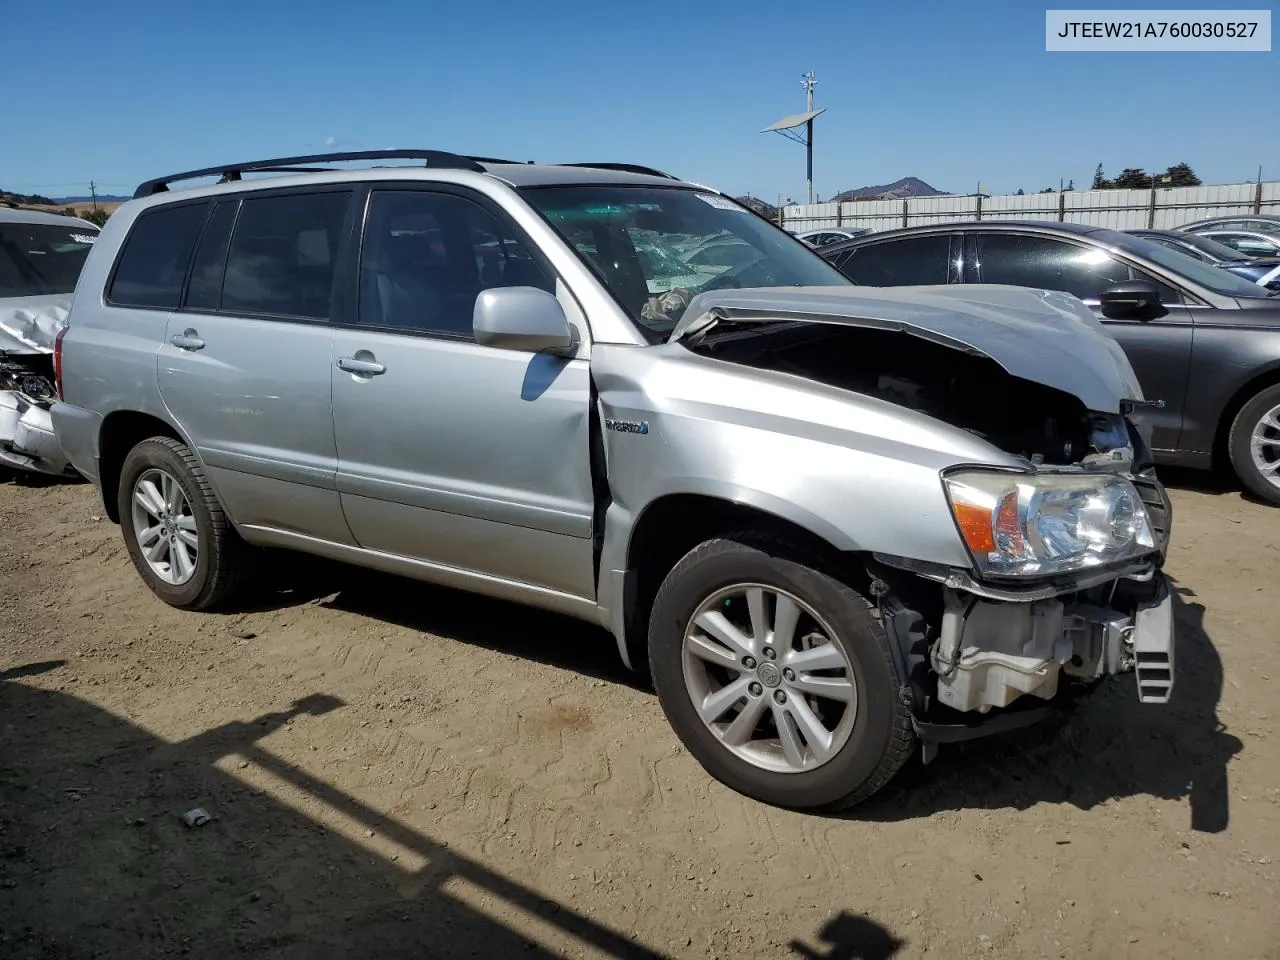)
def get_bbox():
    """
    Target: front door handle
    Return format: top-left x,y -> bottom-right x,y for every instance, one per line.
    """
171,329 -> 205,351
336,355 -> 386,376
